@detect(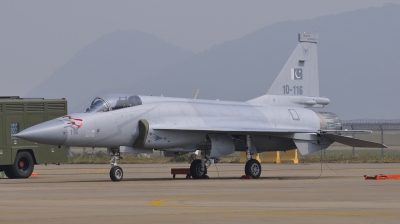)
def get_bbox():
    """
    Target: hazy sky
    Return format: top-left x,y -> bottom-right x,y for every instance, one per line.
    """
0,0 -> 398,96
